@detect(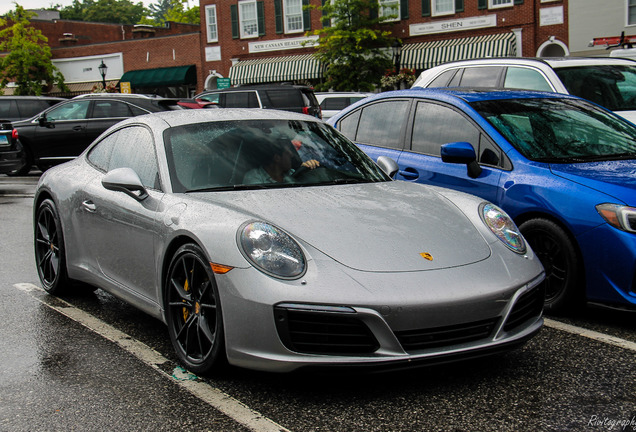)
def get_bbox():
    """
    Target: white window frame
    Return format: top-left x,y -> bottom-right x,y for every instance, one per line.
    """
379,0 -> 400,22
205,5 -> 218,43
628,0 -> 636,26
432,0 -> 455,16
489,0 -> 513,9
239,0 -> 259,39
284,0 -> 304,34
